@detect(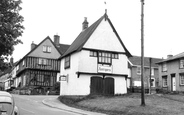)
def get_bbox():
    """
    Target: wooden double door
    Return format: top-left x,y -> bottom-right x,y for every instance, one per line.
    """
90,76 -> 114,95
